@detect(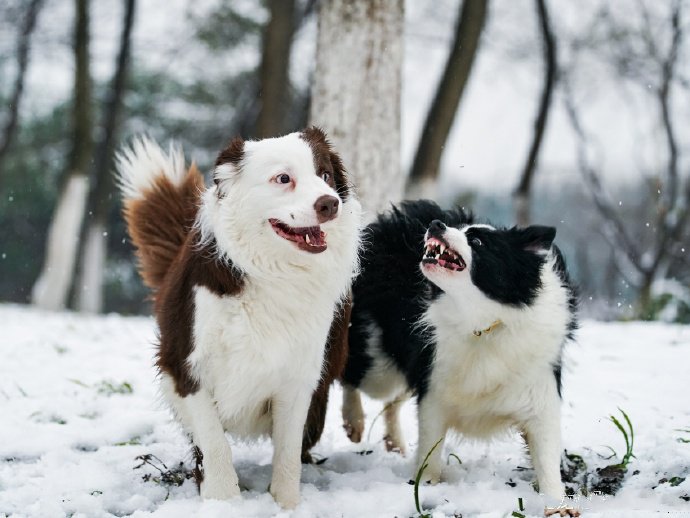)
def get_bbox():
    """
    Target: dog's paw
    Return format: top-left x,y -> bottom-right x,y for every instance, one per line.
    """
383,434 -> 406,455
422,471 -> 441,485
544,507 -> 581,517
200,472 -> 240,501
270,484 -> 300,509
343,420 -> 364,443
300,450 -> 314,464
